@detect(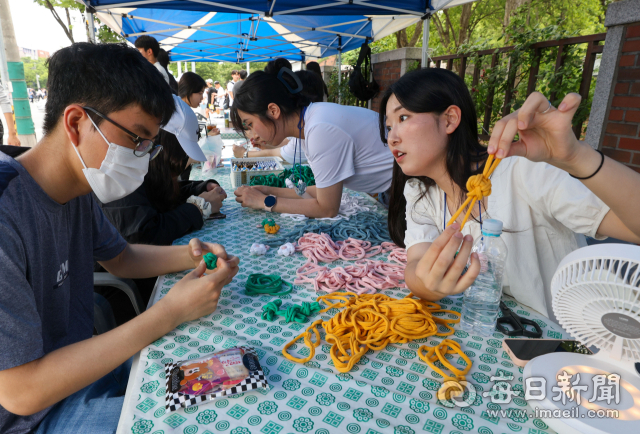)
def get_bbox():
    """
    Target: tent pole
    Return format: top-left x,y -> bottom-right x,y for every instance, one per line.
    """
421,15 -> 430,68
337,50 -> 342,104
192,62 -> 196,72
86,11 -> 96,43
246,61 -> 250,74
